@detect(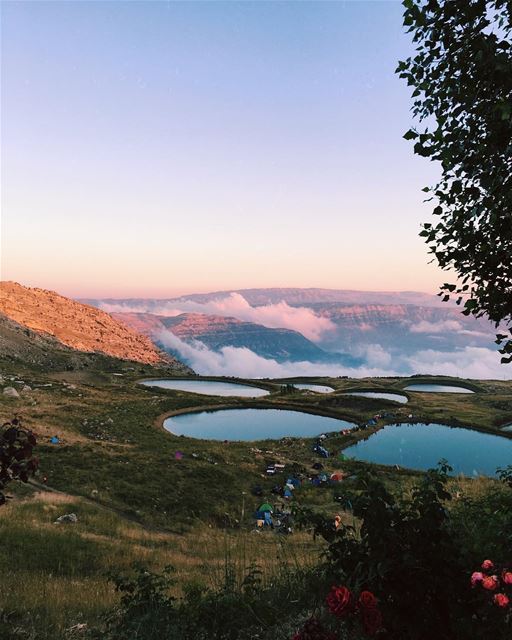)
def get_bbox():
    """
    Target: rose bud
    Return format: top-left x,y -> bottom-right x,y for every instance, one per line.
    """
482,575 -> 499,591
471,572 -> 484,586
494,593 -> 510,608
